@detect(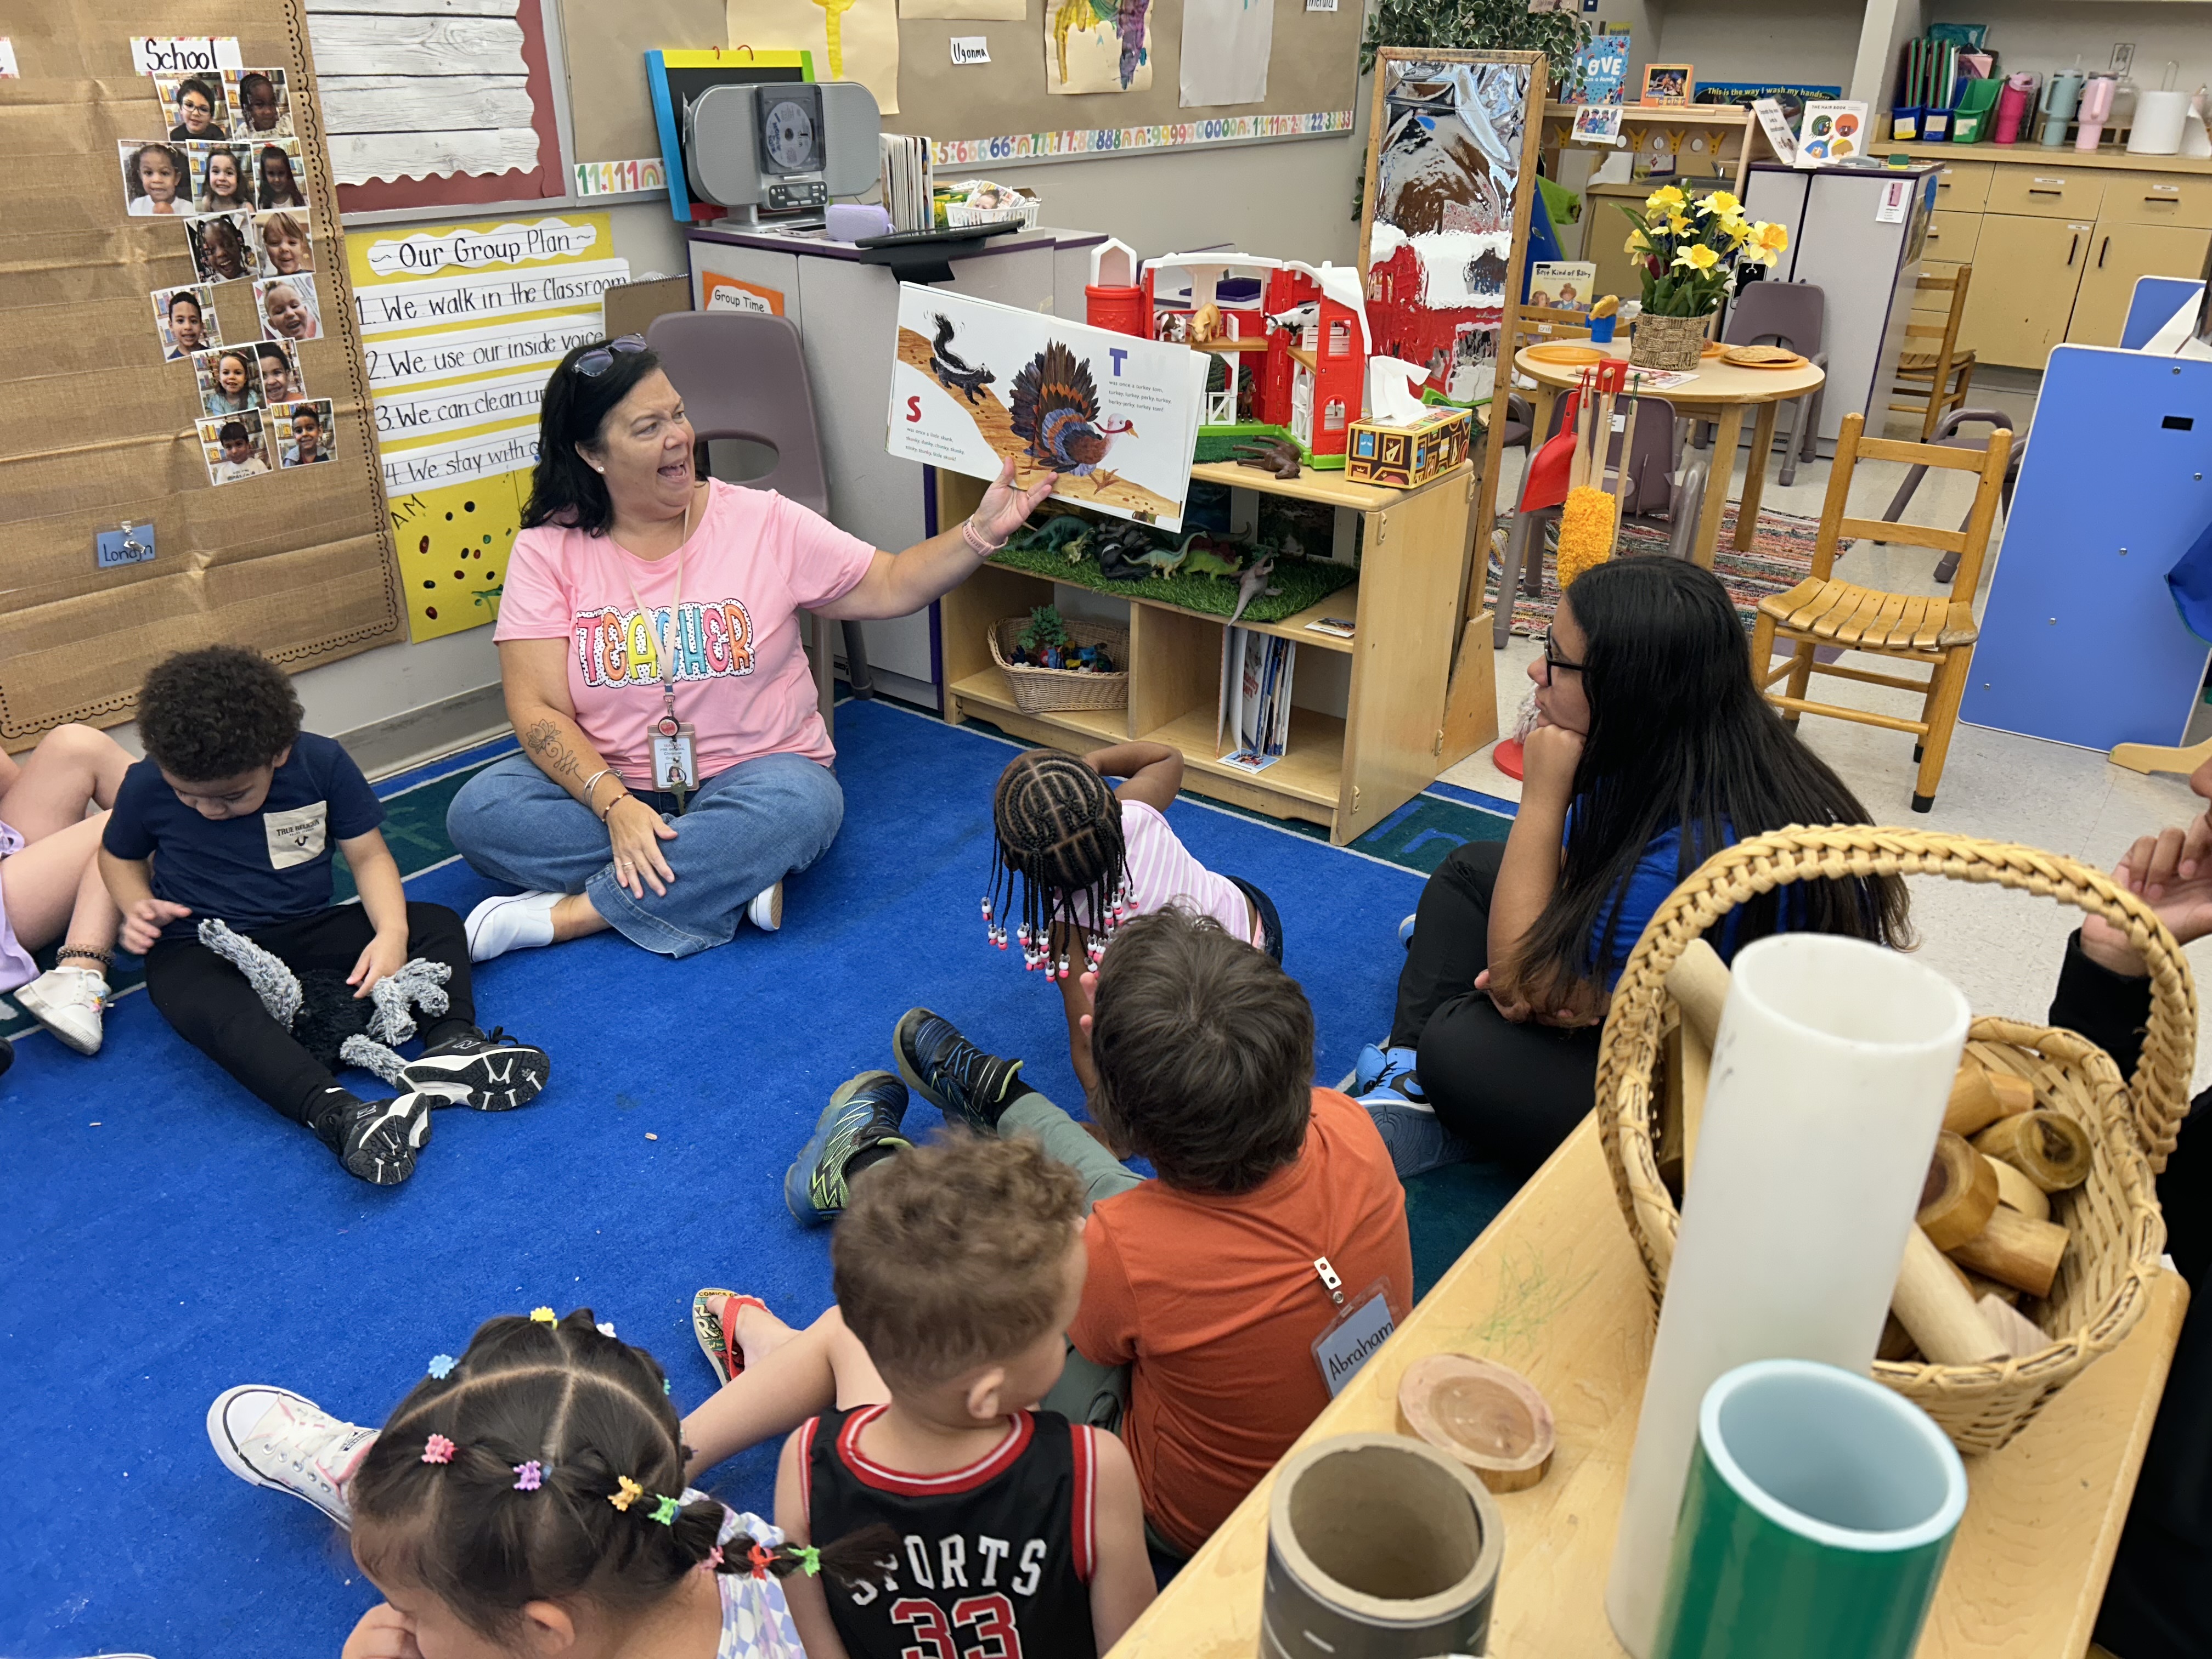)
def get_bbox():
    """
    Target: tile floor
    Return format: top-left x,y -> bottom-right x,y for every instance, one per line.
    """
1445,372 -> 2212,1091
